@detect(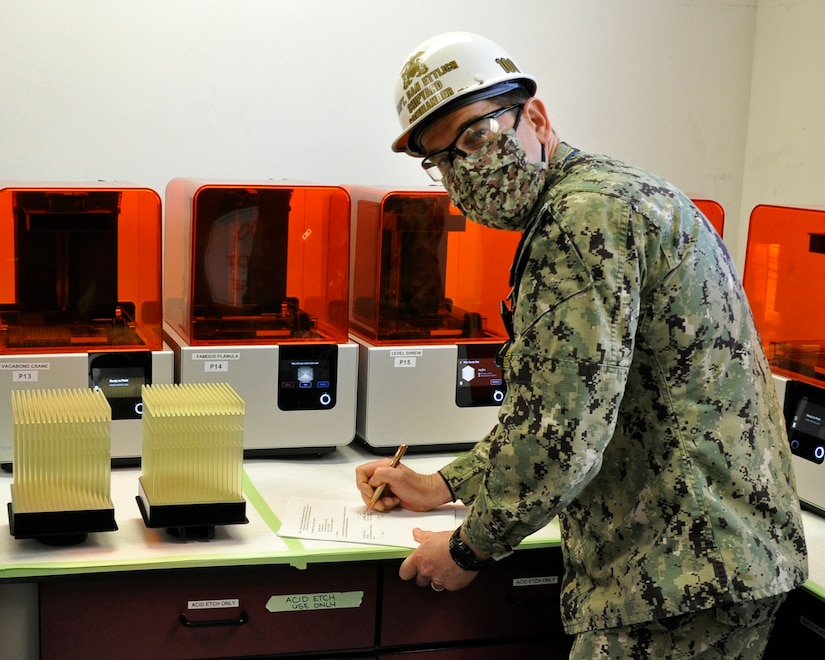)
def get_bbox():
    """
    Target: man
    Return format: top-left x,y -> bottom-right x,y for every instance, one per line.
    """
356,32 -> 807,658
